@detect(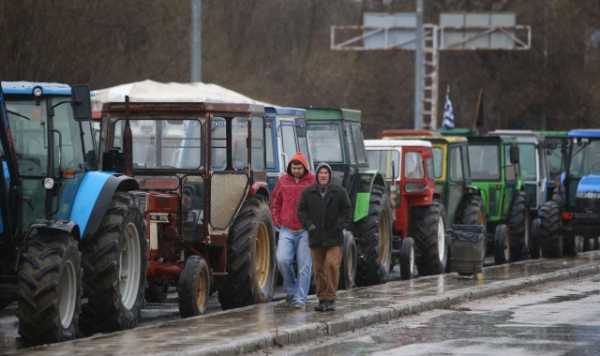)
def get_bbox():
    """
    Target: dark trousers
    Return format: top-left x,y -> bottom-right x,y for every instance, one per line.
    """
310,246 -> 342,301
